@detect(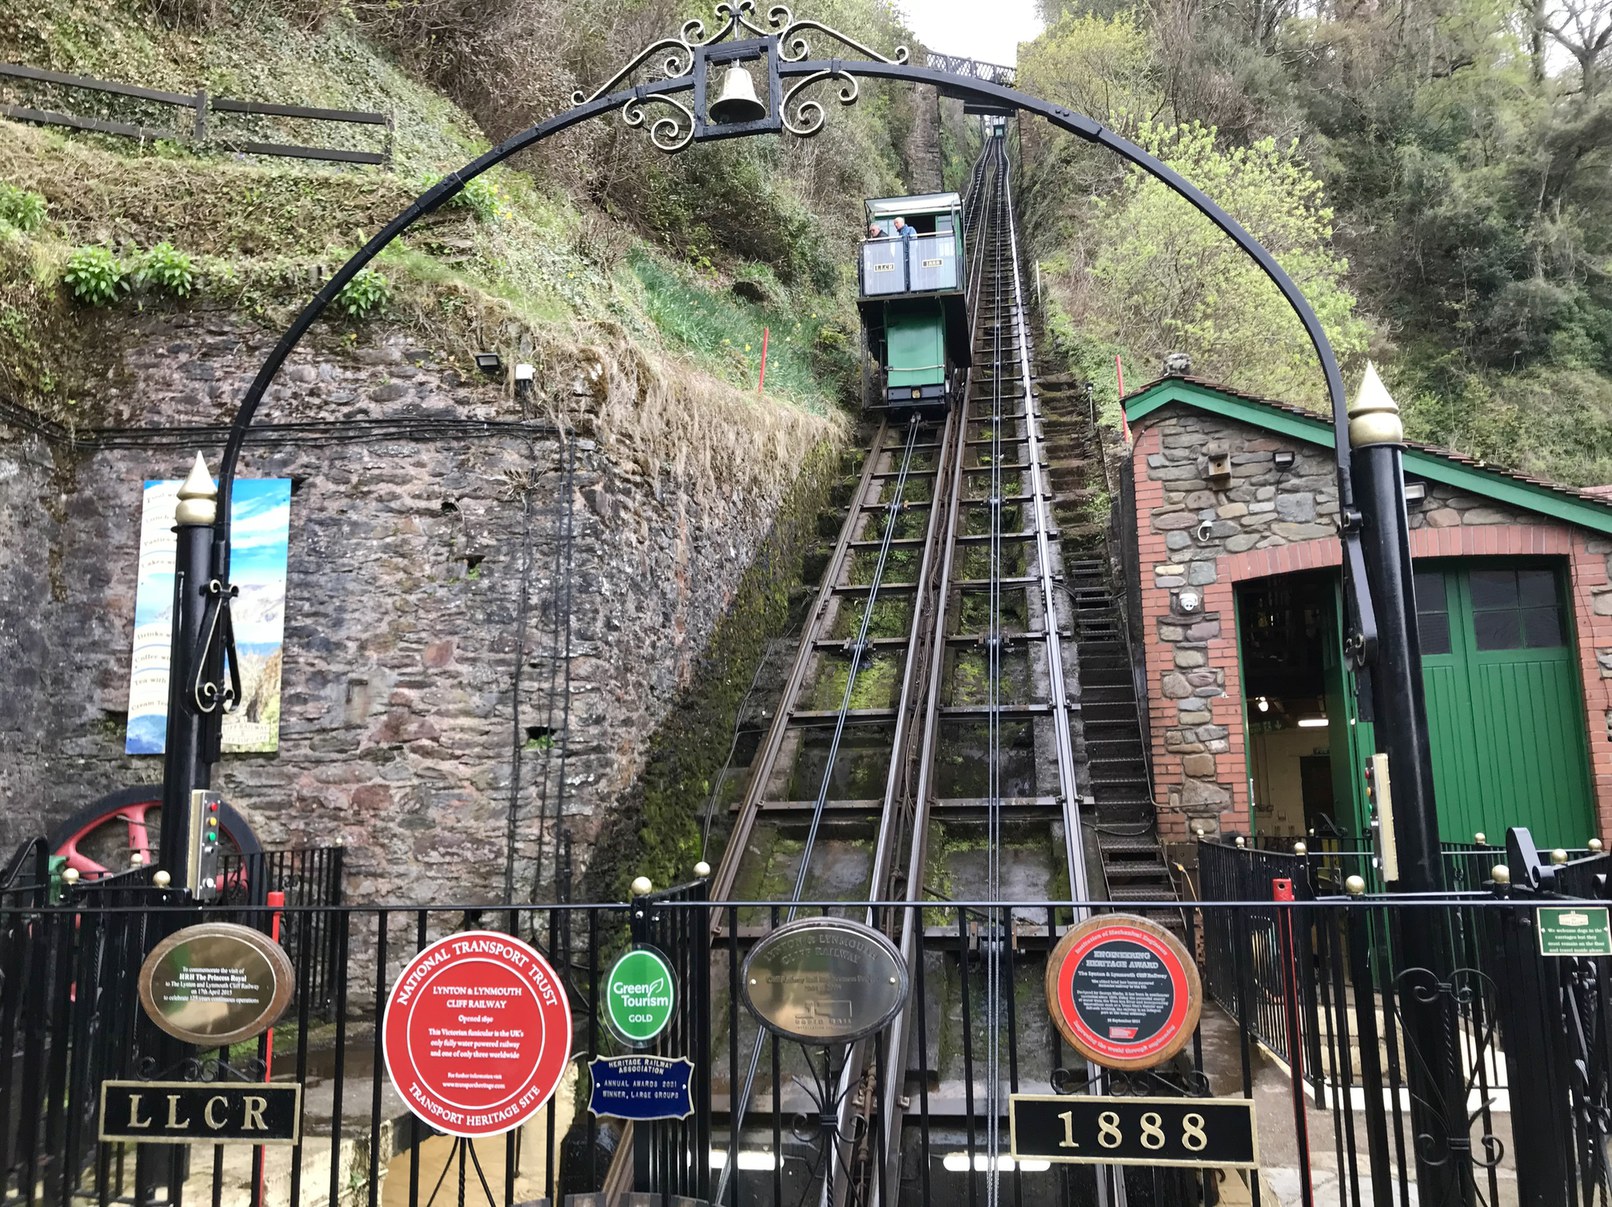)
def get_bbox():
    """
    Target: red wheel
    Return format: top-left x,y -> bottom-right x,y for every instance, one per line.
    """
49,786 -> 262,880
